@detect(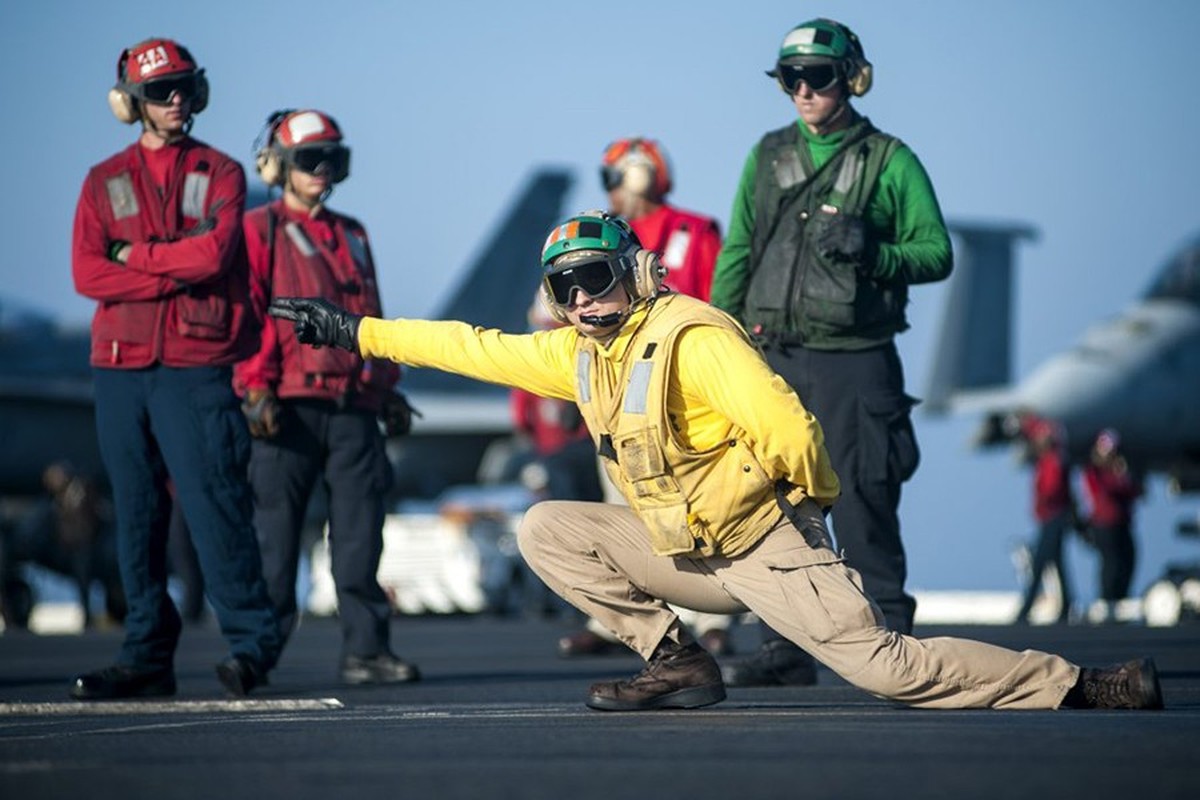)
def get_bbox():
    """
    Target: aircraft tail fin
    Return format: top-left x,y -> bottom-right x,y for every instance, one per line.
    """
431,168 -> 573,331
924,222 -> 1038,414
406,168 -> 573,395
